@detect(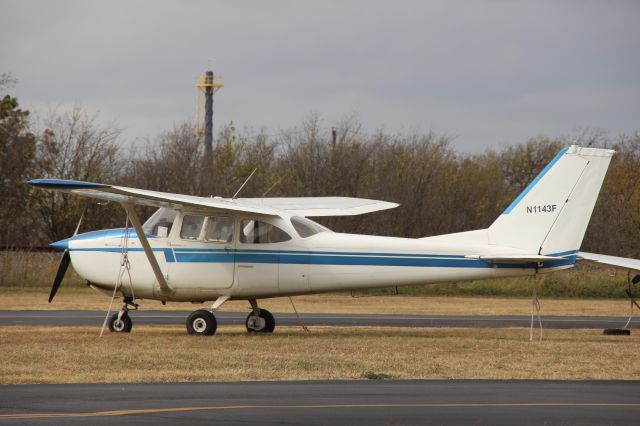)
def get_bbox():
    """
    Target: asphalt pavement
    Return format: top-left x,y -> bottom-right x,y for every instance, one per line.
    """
0,310 -> 637,329
1,380 -> 638,425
